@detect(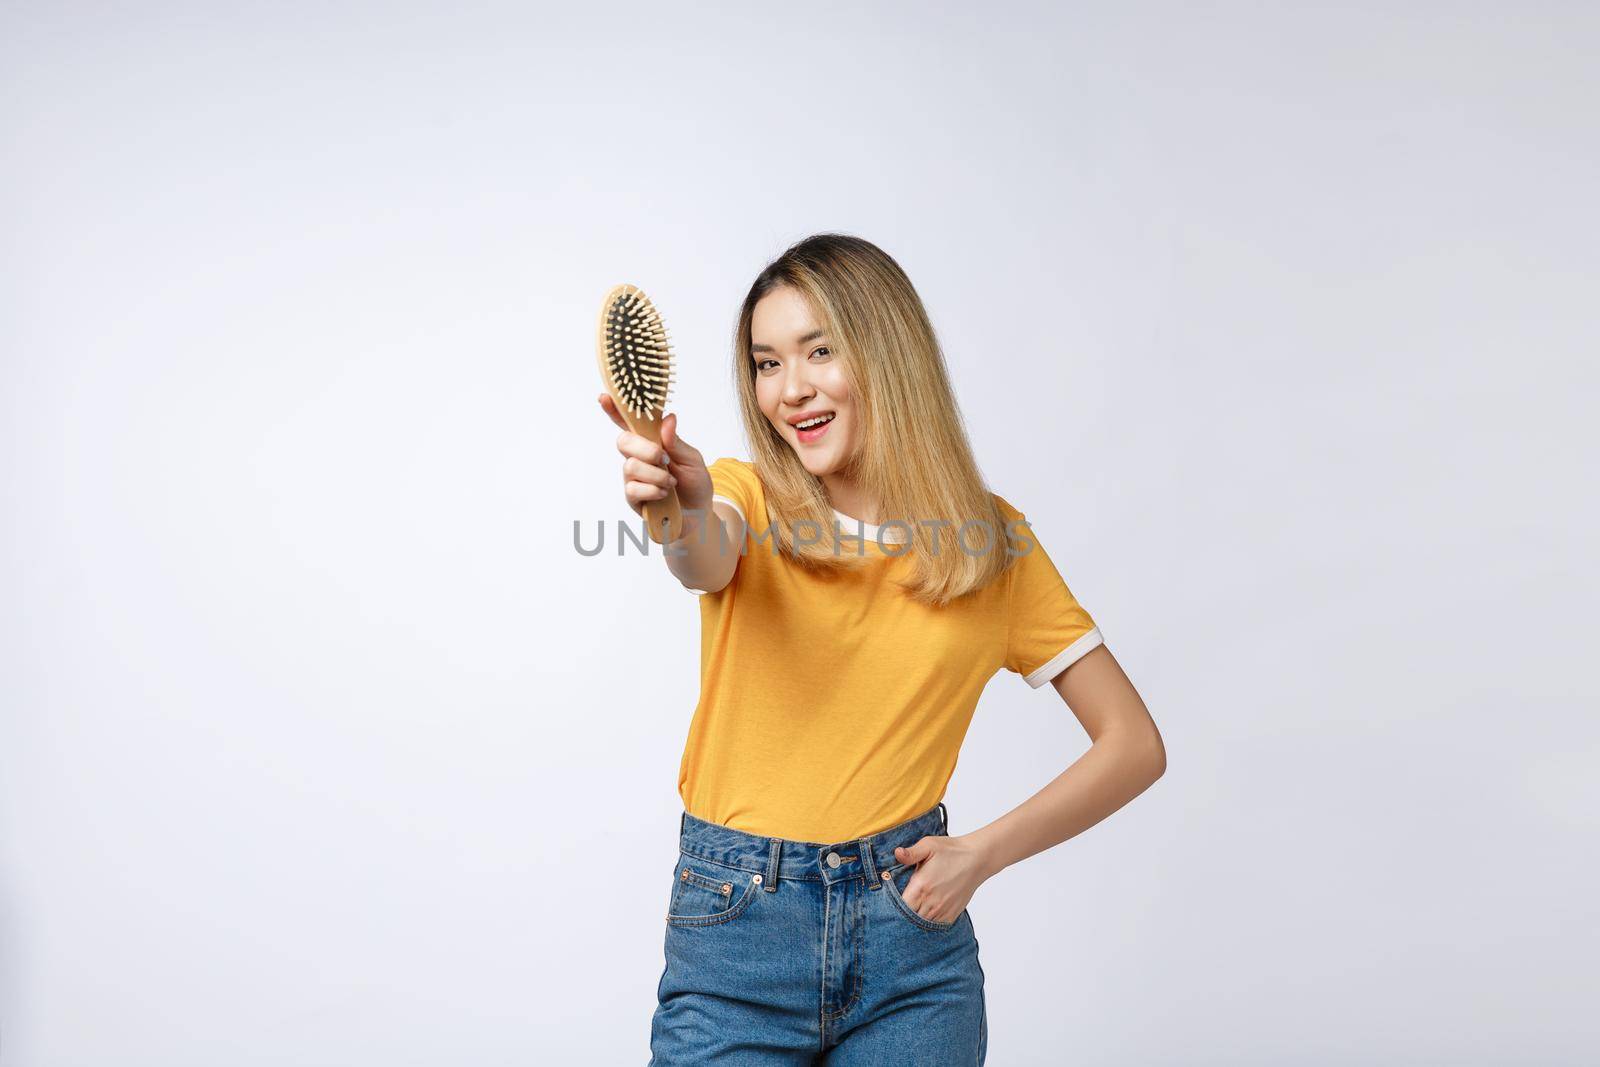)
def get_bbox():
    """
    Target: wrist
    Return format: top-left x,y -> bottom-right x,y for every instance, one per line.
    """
664,511 -> 702,548
665,497 -> 718,543
968,829 -> 1010,881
